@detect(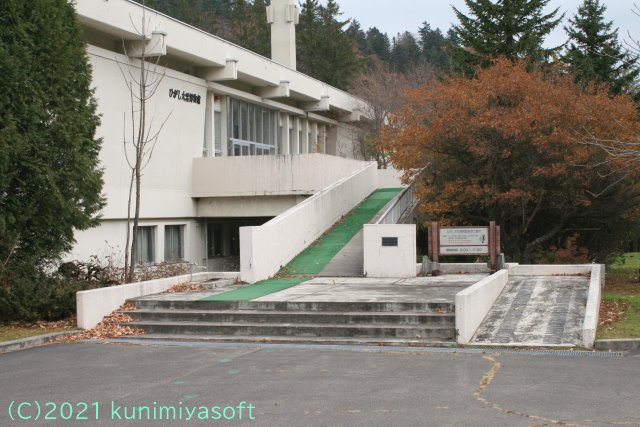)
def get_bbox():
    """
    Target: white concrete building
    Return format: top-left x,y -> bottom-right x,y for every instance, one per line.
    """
69,0 -> 378,272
